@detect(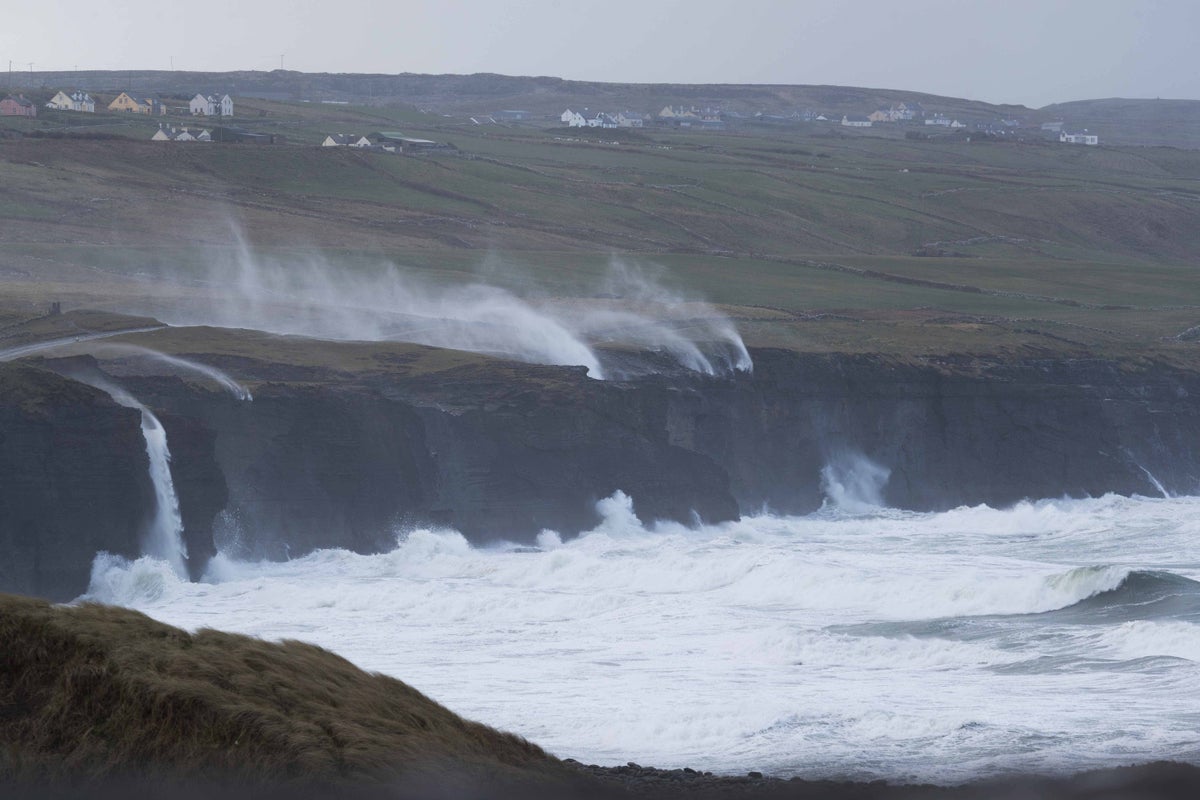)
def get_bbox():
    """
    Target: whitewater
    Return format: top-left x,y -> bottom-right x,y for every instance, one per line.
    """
85,491 -> 1200,785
